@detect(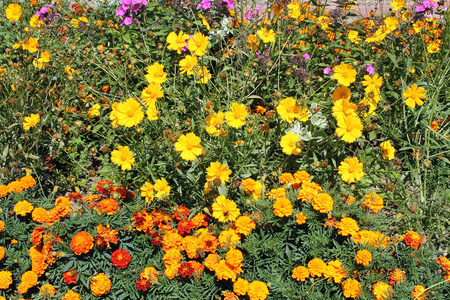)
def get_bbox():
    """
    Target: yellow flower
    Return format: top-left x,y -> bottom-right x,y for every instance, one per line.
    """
88,104 -> 101,119
65,65 -> 75,75
247,281 -> 269,300
332,99 -> 357,122
247,34 -> 258,50
335,217 -> 359,236
380,140 -> 395,160
111,145 -> 135,171
295,212 -> 307,225
114,98 -> 144,127
292,265 -> 309,281
427,40 -> 441,53
188,32 -> 209,56
71,16 -> 88,28
194,65 -> 211,84
166,31 -> 189,54
342,278 -> 362,298
174,132 -> 203,161
225,103 -> 248,128
332,86 -> 351,102
390,0 -> 405,10
403,84 -> 426,108
317,16 -> 331,30
146,102 -> 159,121
372,281 -> 393,300
311,193 -> 333,213
212,195 -> 240,223
198,14 -> 210,30
206,162 -> 232,184
205,111 -> 224,136
280,132 -> 301,155
384,17 -> 399,32
140,182 -> 154,203
355,249 -> 372,266
154,178 -> 171,199
277,97 -> 303,123
338,157 -> 364,183
145,62 -> 167,84
257,27 -> 276,43
23,113 -> 41,130
348,30 -> 361,44
273,197 -> 293,217
308,258 -> 327,277
335,115 -> 363,143
5,3 -> 22,21
23,37 -> 40,53
333,63 -> 357,87
30,15 -> 44,29
14,200 -> 34,216
362,74 -> 383,93
179,55 -> 198,75
141,83 -> 164,107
